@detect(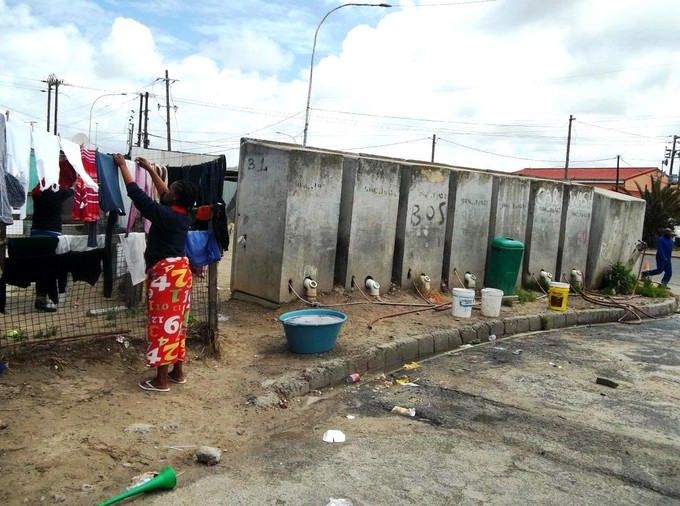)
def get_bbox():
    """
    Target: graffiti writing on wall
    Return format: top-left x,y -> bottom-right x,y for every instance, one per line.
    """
295,181 -> 325,192
536,187 -> 561,213
569,190 -> 592,219
499,202 -> 526,210
246,157 -> 268,172
410,201 -> 447,226
364,186 -> 396,197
